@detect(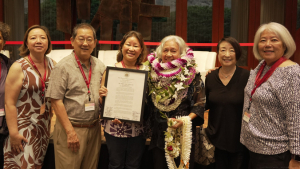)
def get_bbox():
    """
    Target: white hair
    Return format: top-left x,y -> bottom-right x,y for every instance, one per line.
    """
155,35 -> 188,59
253,22 -> 296,60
